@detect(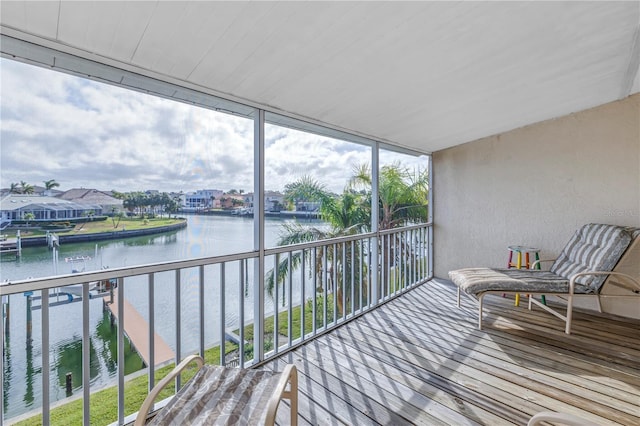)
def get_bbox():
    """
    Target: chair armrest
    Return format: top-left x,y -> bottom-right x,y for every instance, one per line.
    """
528,411 -> 600,426
265,364 -> 298,426
569,271 -> 640,294
530,259 -> 556,269
134,355 -> 205,426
